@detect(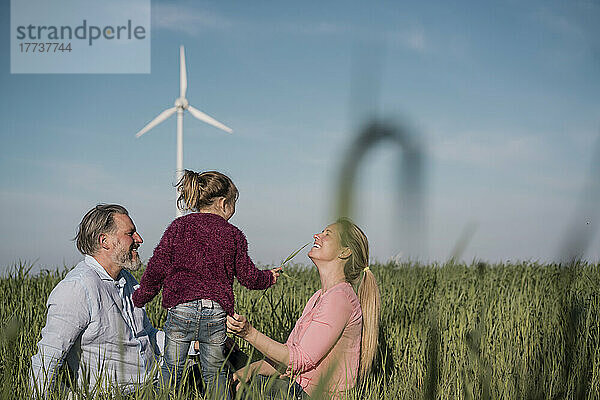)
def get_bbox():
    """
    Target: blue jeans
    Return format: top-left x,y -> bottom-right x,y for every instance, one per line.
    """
161,299 -> 230,399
